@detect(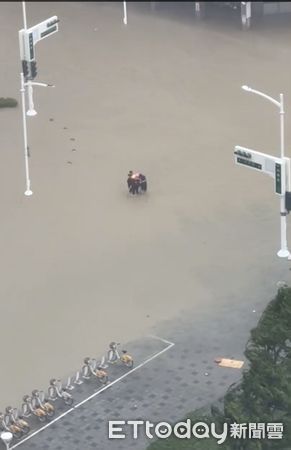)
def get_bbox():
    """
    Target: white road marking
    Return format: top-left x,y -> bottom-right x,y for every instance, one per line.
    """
11,336 -> 175,449
148,334 -> 175,346
10,408 -> 74,449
